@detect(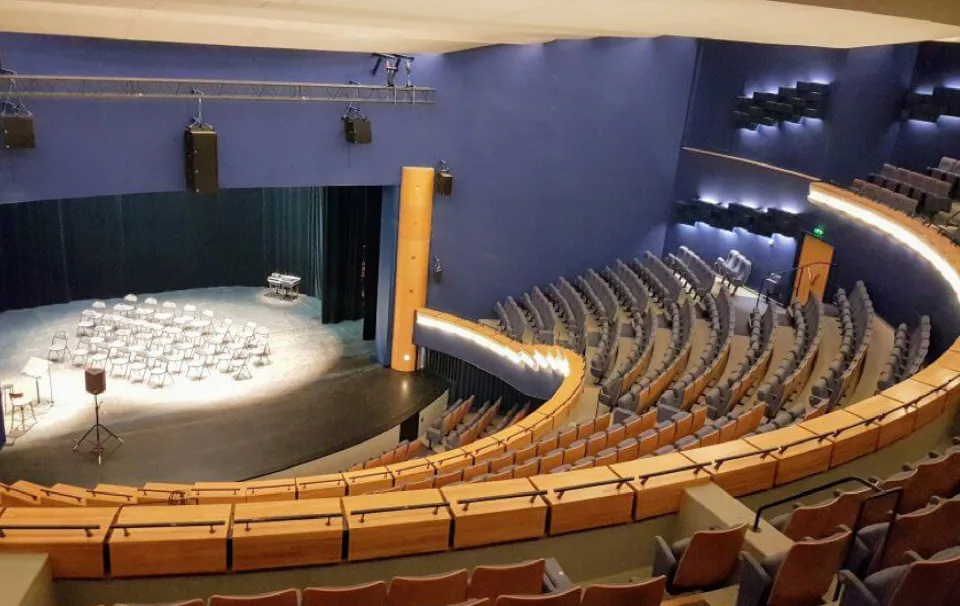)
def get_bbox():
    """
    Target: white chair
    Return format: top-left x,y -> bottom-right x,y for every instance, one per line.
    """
186,355 -> 208,380
231,351 -> 252,380
216,318 -> 233,341
92,300 -> 107,312
69,338 -> 90,367
242,321 -> 257,346
201,310 -> 215,333
77,311 -> 96,337
251,339 -> 271,366
148,356 -> 170,388
48,331 -> 69,362
124,294 -> 138,304
87,349 -> 109,370
176,304 -> 197,326
108,347 -> 131,378
127,352 -> 148,382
